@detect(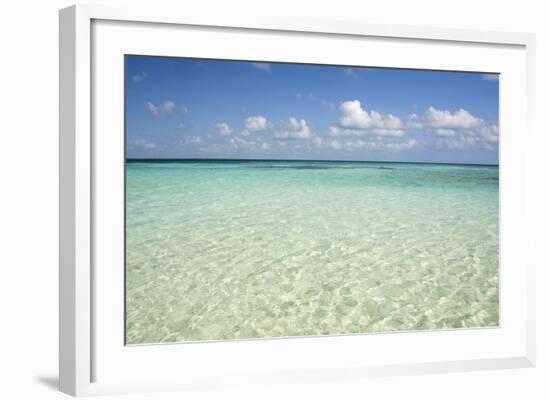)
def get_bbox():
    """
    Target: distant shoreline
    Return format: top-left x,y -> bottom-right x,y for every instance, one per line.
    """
126,158 -> 499,167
